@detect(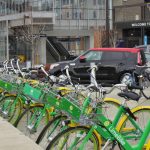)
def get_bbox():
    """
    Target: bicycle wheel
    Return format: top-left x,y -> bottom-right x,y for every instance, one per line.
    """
36,115 -> 68,149
117,106 -> 150,146
46,126 -> 101,150
0,89 -> 4,99
145,139 -> 150,150
0,95 -> 22,124
101,97 -> 121,121
36,98 -> 120,149
14,104 -> 50,142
